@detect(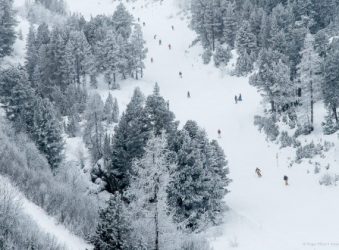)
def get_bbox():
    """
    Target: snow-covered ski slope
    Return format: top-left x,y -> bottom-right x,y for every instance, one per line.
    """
66,0 -> 339,249
8,0 -> 338,249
